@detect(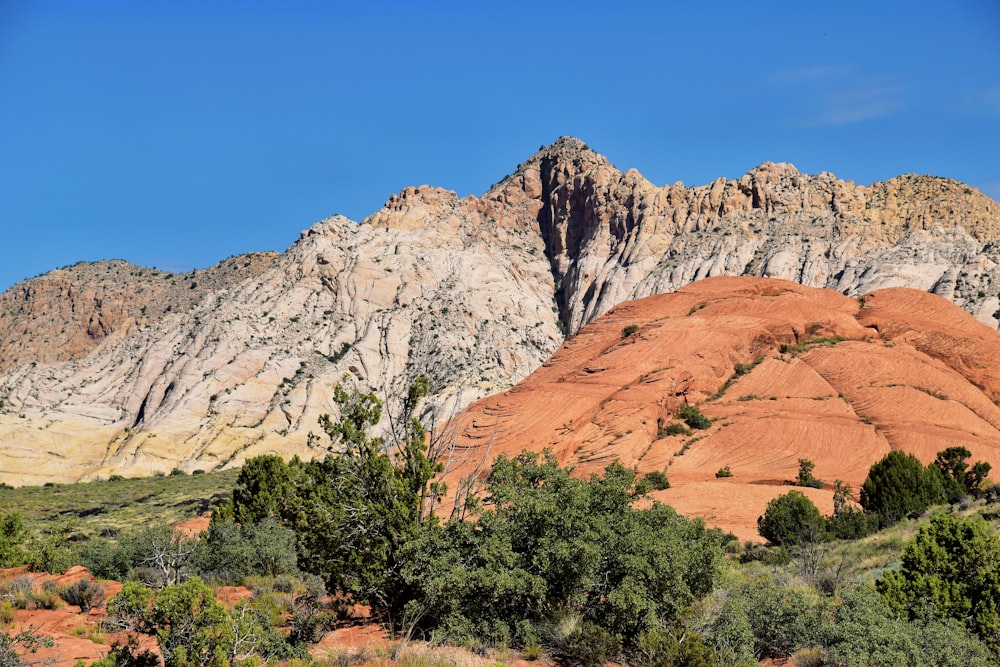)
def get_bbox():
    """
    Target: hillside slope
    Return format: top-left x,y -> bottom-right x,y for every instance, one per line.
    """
445,276 -> 1000,540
